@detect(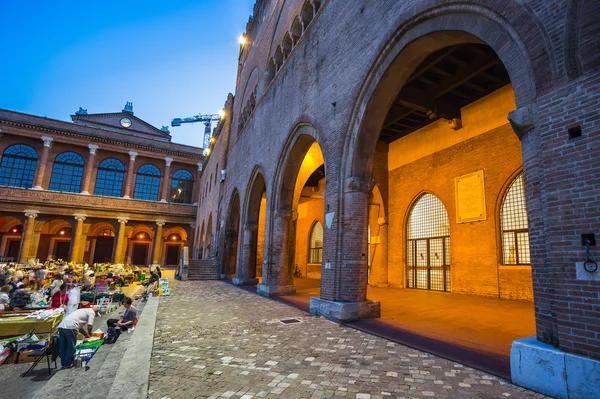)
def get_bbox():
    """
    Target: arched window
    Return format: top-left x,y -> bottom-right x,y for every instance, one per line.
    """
170,169 -> 193,204
49,152 -> 84,193
134,164 -> 161,201
94,158 -> 125,197
500,173 -> 530,265
406,193 -> 451,292
308,221 -> 323,264
0,144 -> 38,188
